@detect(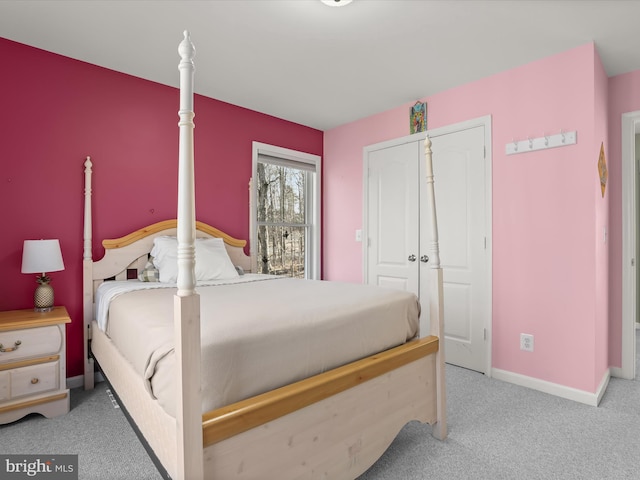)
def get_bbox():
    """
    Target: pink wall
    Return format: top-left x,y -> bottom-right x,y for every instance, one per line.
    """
0,38 -> 323,378
593,50 -> 609,388
324,43 -> 606,392
607,69 -> 640,367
